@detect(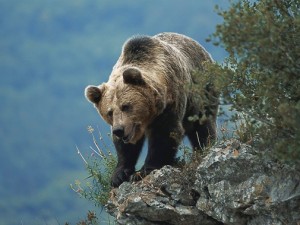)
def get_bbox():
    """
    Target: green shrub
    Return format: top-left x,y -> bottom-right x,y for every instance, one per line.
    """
198,0 -> 300,162
71,126 -> 117,207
